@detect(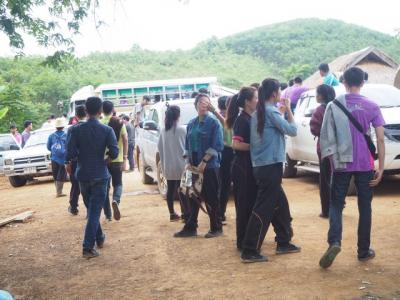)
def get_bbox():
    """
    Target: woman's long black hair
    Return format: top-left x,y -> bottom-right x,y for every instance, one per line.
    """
316,84 -> 336,105
226,87 -> 256,129
256,78 -> 280,136
108,116 -> 123,140
165,105 -> 180,131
